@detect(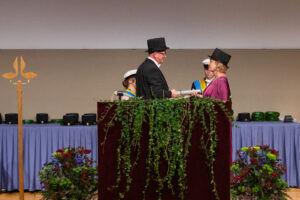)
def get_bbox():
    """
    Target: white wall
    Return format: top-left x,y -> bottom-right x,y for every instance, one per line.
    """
0,0 -> 300,49
1,49 -> 300,121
